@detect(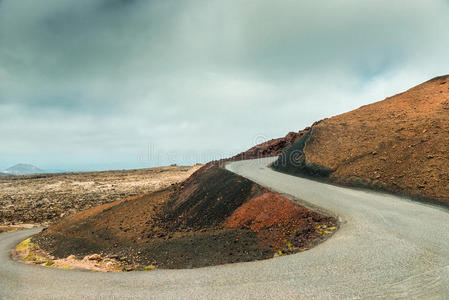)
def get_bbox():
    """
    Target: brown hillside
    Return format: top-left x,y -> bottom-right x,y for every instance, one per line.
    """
274,75 -> 449,204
